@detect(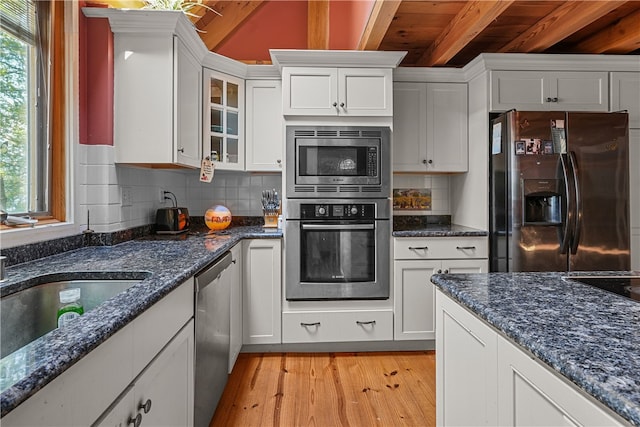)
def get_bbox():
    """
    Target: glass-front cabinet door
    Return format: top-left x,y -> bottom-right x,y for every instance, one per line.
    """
203,69 -> 244,170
